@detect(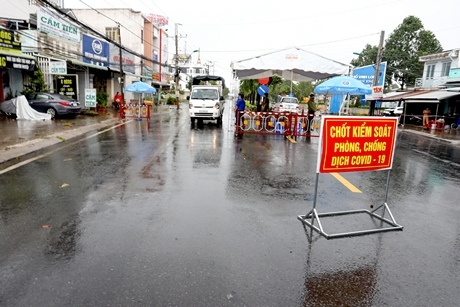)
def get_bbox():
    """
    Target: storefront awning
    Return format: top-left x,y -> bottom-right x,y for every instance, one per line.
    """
380,90 -> 433,102
0,50 -> 36,71
68,59 -> 108,71
404,90 -> 460,103
151,80 -> 170,87
0,50 -> 36,60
